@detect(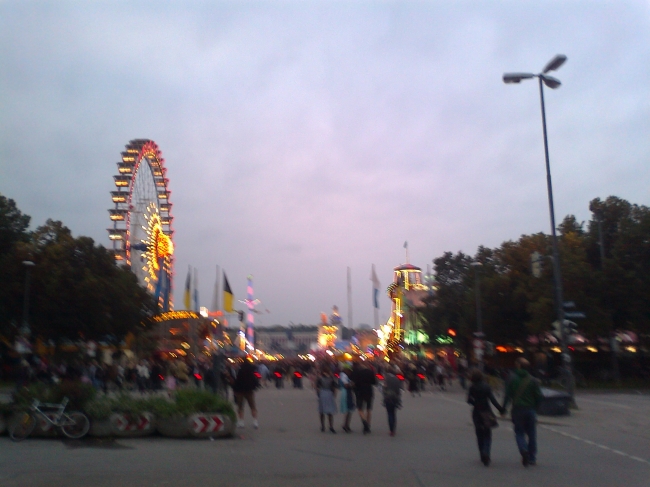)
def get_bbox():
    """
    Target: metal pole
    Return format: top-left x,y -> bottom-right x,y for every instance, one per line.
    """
346,267 -> 352,338
538,76 -> 574,400
595,211 -> 620,383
